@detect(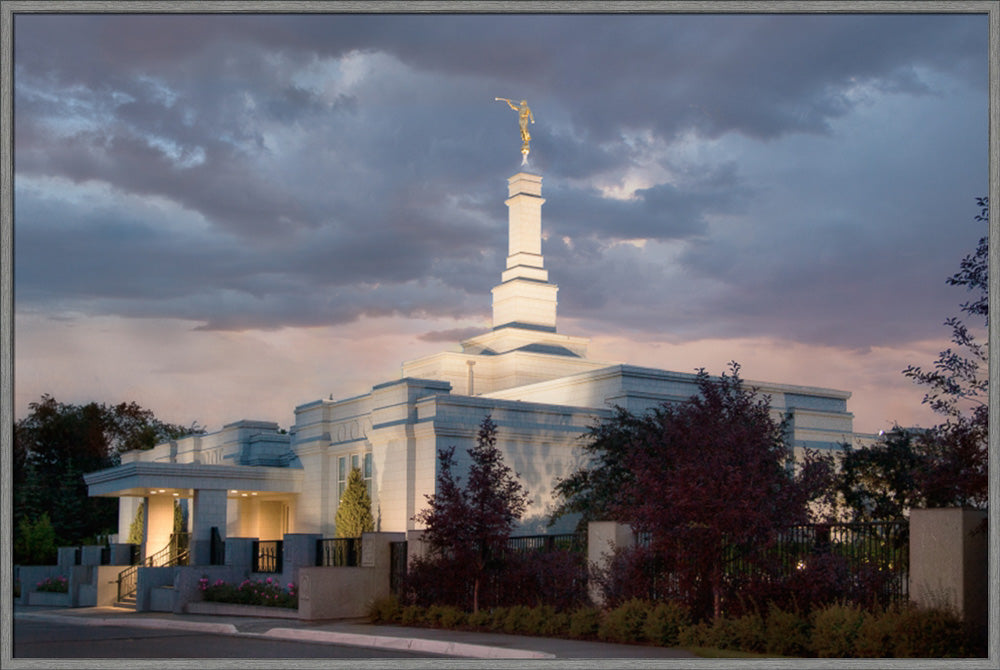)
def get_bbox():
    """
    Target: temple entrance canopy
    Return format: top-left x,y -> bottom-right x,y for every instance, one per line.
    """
84,422 -> 302,564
